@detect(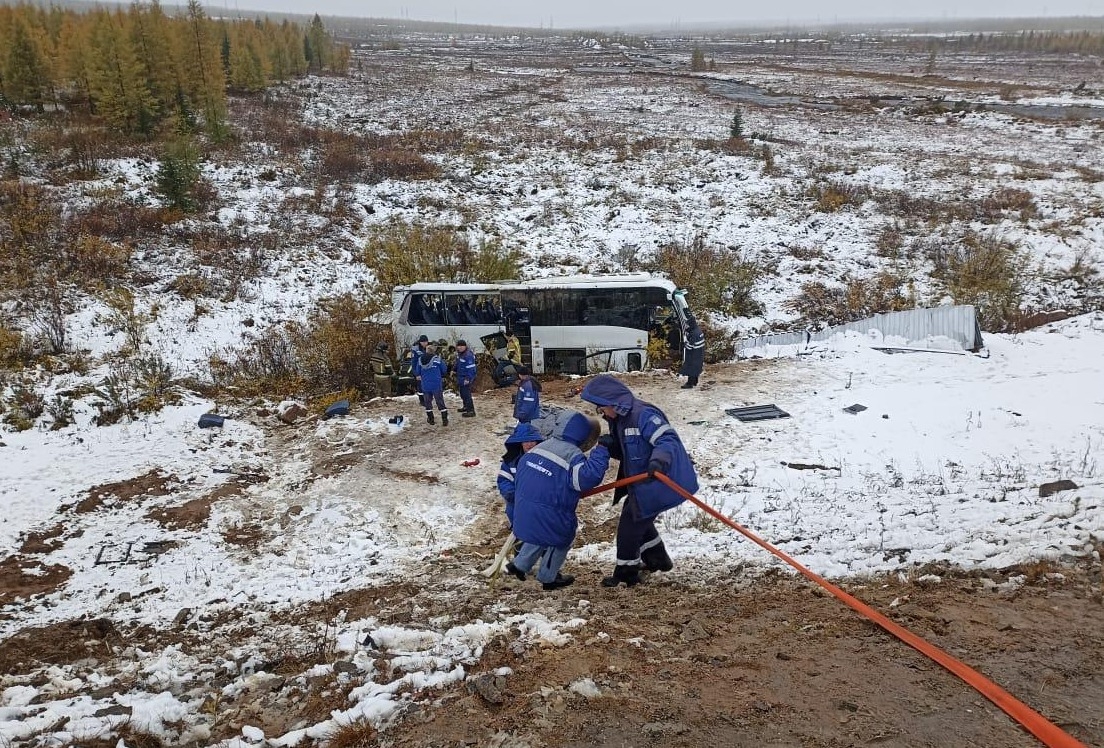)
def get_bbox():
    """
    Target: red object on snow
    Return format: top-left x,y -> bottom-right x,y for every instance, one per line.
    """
461,458 -> 481,467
